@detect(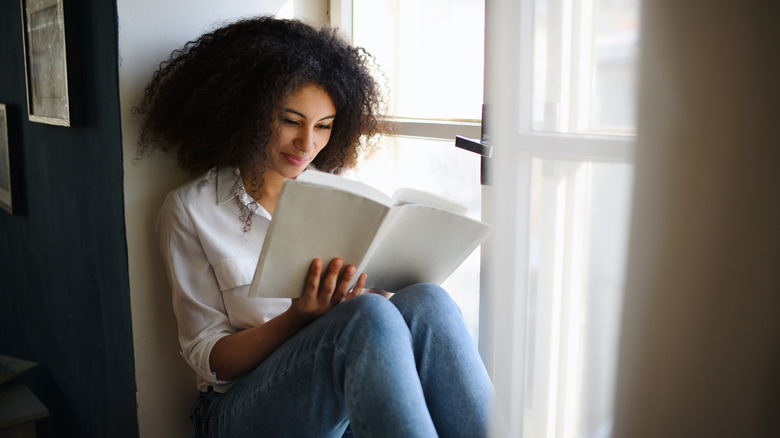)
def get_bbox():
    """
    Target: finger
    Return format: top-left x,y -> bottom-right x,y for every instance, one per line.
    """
303,258 -> 323,300
319,258 -> 343,299
346,273 -> 367,301
332,265 -> 357,304
352,273 -> 367,295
